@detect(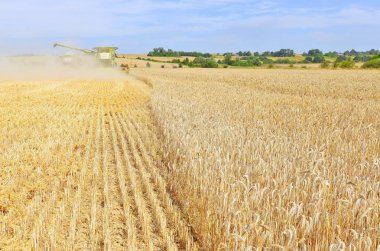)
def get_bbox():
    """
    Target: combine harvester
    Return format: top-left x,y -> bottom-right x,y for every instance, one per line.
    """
54,43 -> 119,68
